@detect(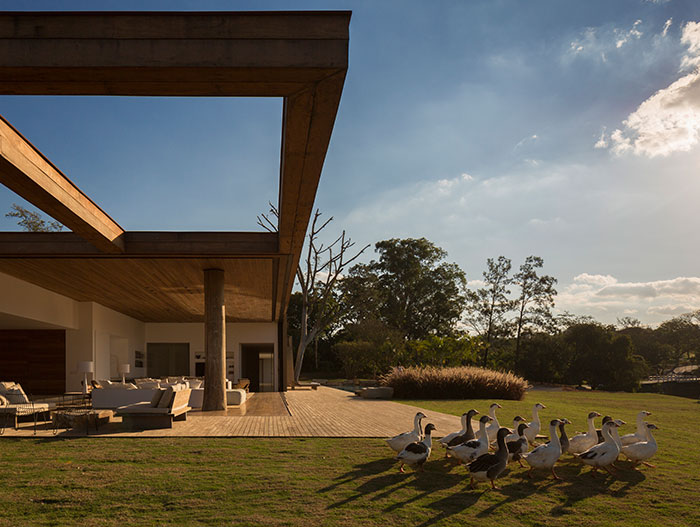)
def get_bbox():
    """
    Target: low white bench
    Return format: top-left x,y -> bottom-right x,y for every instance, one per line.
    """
116,388 -> 191,430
